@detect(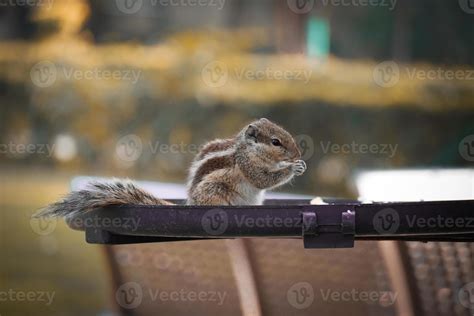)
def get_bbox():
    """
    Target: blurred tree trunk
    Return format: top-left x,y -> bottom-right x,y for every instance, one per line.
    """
391,0 -> 412,61
274,0 -> 307,54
